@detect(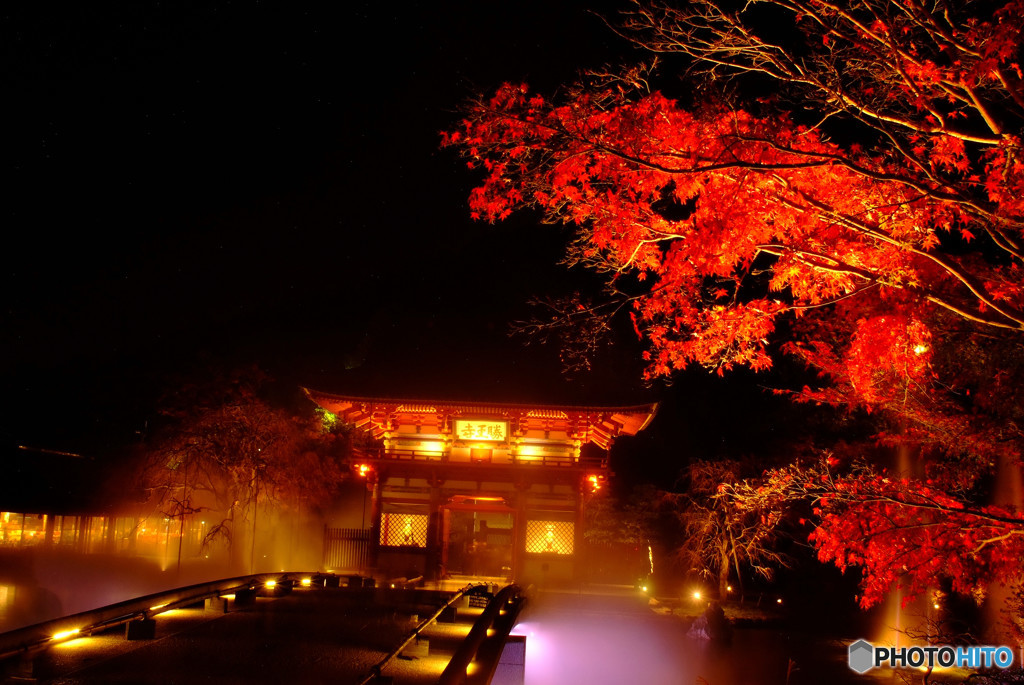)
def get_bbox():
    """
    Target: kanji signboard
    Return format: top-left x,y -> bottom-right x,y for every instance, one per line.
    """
454,420 -> 508,442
